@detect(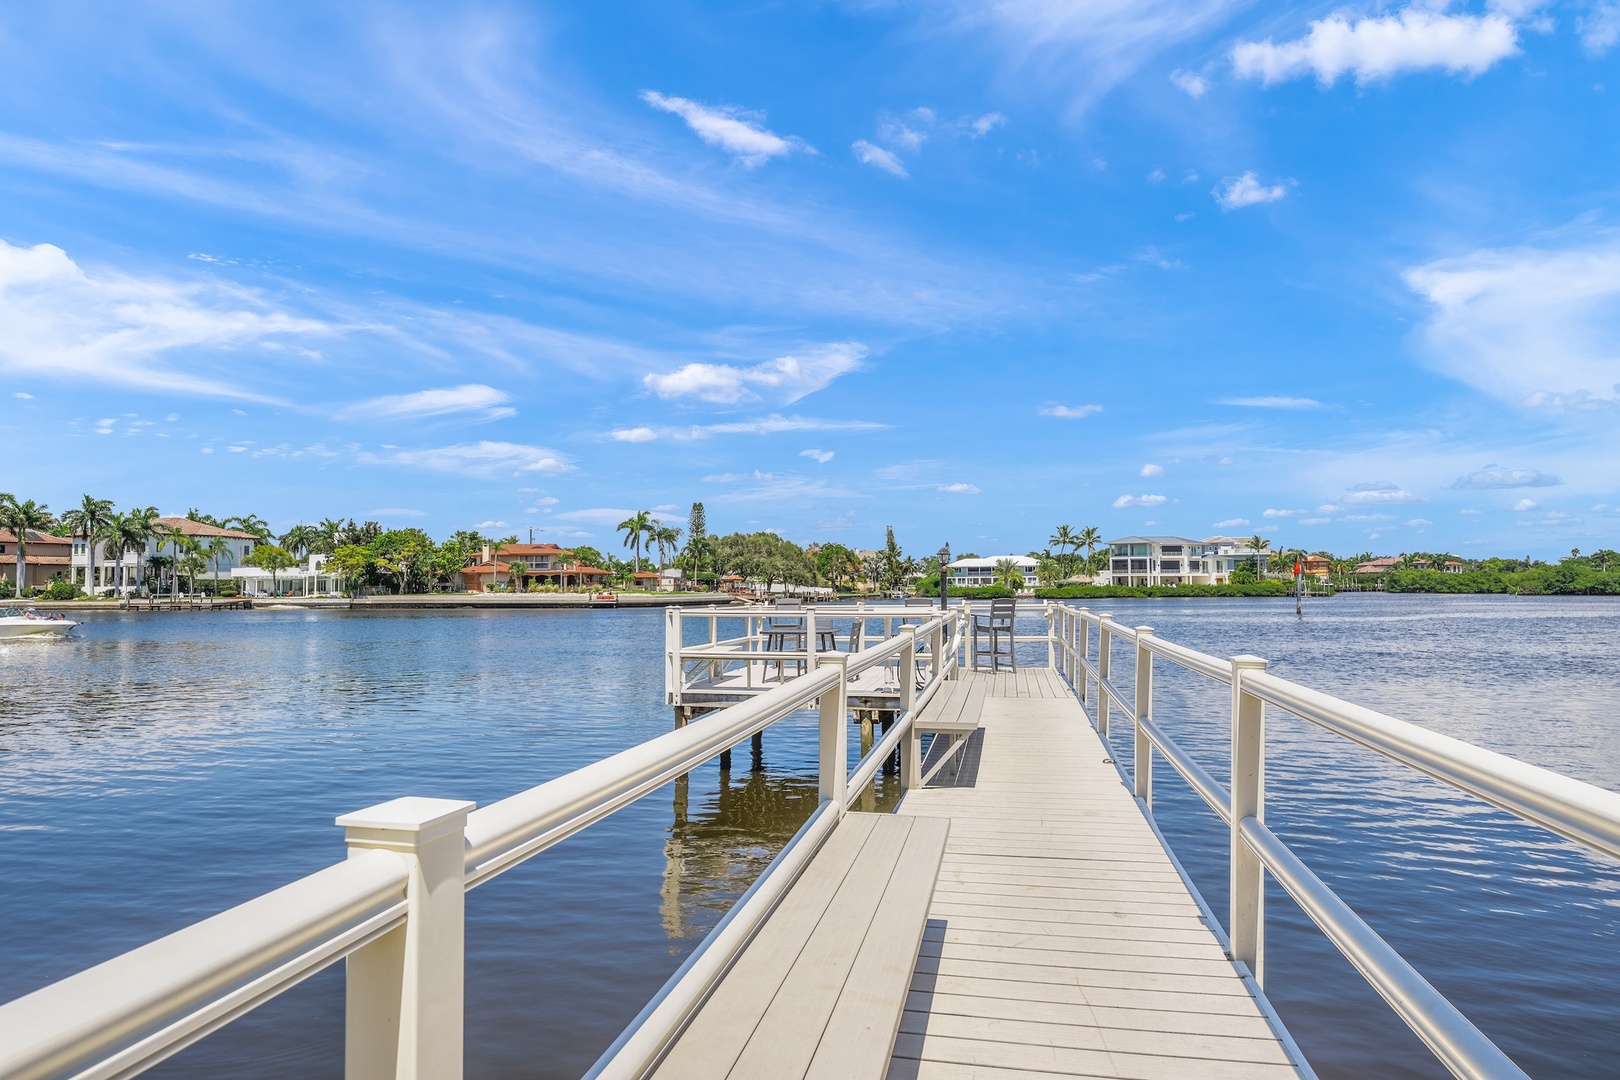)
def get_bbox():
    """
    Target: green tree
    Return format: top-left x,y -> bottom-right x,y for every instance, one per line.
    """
1077,526 -> 1102,570
243,544 -> 296,594
993,558 -> 1025,590
279,524 -> 319,559
617,510 -> 653,571
882,526 -> 905,590
61,494 -> 115,594
328,545 -> 377,594
0,496 -> 55,594
229,514 -> 273,542
314,518 -> 347,555
1050,525 -> 1077,579
202,536 -> 232,595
